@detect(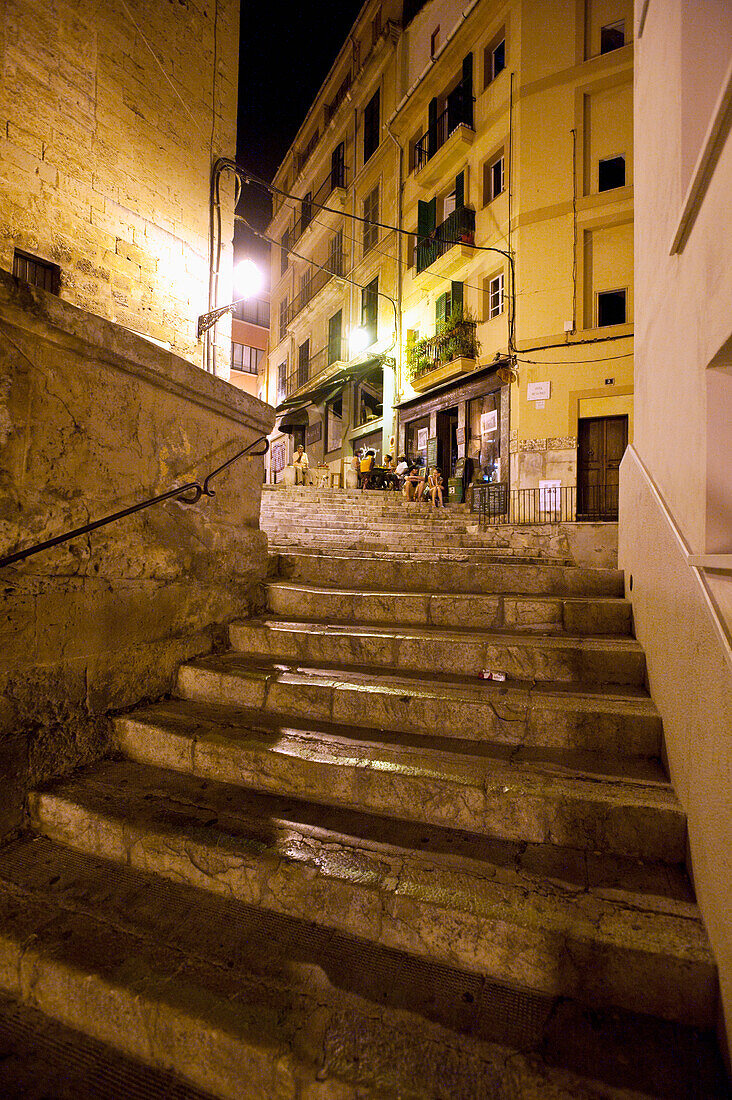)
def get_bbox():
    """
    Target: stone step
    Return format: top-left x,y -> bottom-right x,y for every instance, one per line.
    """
4,837 -> 724,1100
0,991 -> 211,1099
270,542 -> 571,564
115,700 -> 683,861
229,619 -> 646,685
28,762 -> 716,1028
274,550 -> 625,596
265,582 -> 633,636
175,653 -> 662,757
